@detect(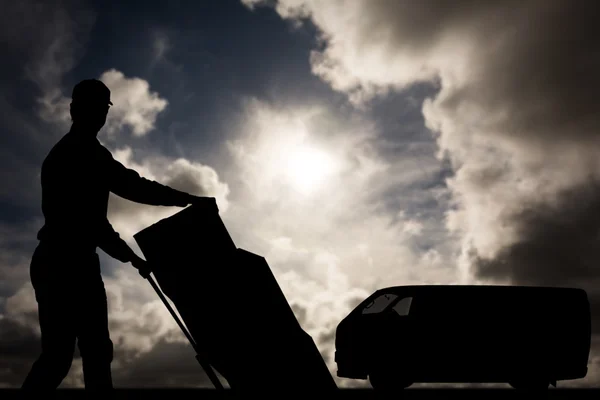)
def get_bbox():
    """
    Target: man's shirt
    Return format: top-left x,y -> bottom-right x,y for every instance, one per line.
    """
37,129 -> 192,263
